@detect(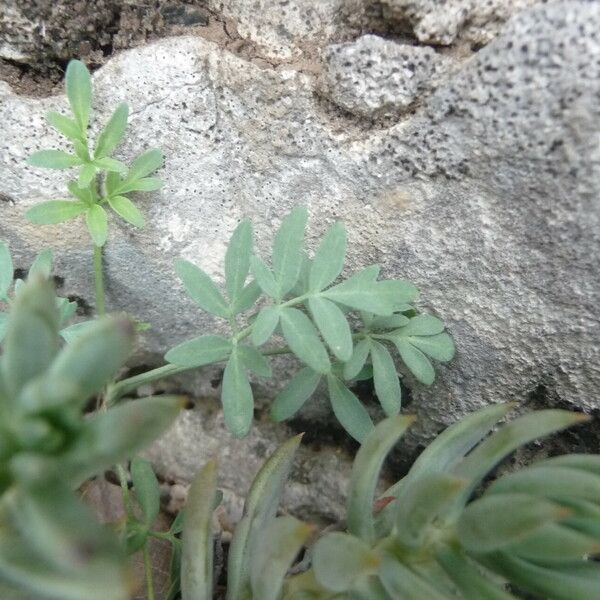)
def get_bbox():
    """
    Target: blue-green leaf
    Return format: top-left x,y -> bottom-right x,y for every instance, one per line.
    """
221,350 -> 254,438
271,367 -> 321,422
370,341 -> 401,416
78,163 -> 96,188
398,314 -> 444,336
251,306 -> 280,346
309,222 -> 346,291
126,149 -> 163,181
46,112 -> 82,141
343,338 -> 371,380
408,333 -> 455,362
394,339 -> 435,384
327,375 -> 374,442
272,207 -> 308,296
231,280 -> 262,315
238,345 -> 272,377
28,249 -> 53,279
26,200 -> 87,225
86,205 -> 108,247
176,259 -> 229,318
280,307 -> 330,374
131,457 -> 160,527
108,195 -> 144,228
29,150 -> 81,169
250,256 -> 279,299
308,296 -> 353,362
225,220 -> 252,305
94,102 -> 129,158
166,335 -> 232,368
